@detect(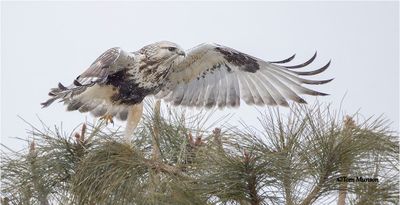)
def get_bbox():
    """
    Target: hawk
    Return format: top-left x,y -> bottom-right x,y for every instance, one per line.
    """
42,41 -> 332,141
